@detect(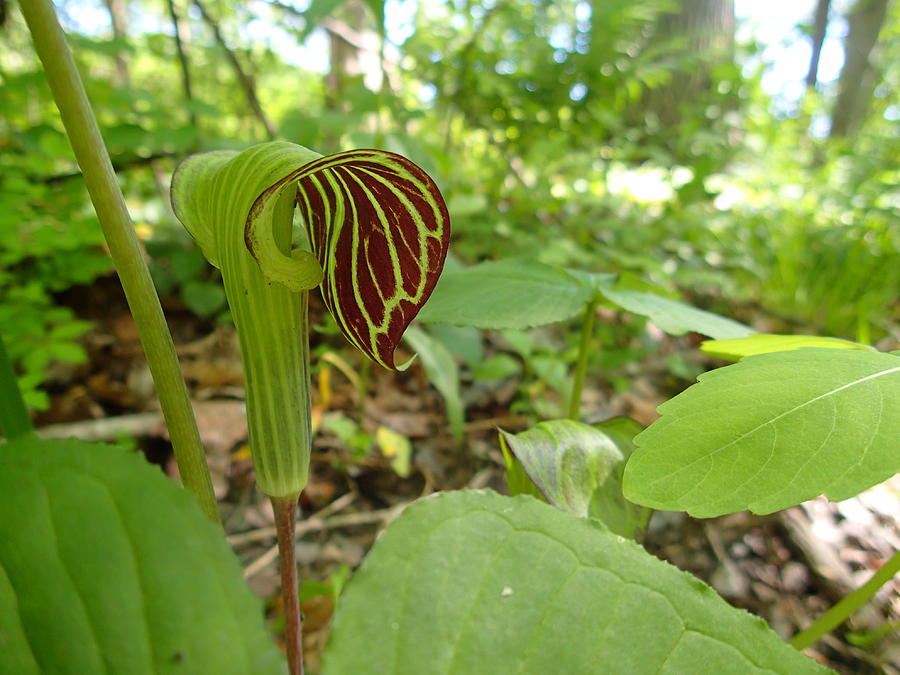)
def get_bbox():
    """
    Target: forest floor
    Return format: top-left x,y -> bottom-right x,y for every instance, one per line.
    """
35,275 -> 900,674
